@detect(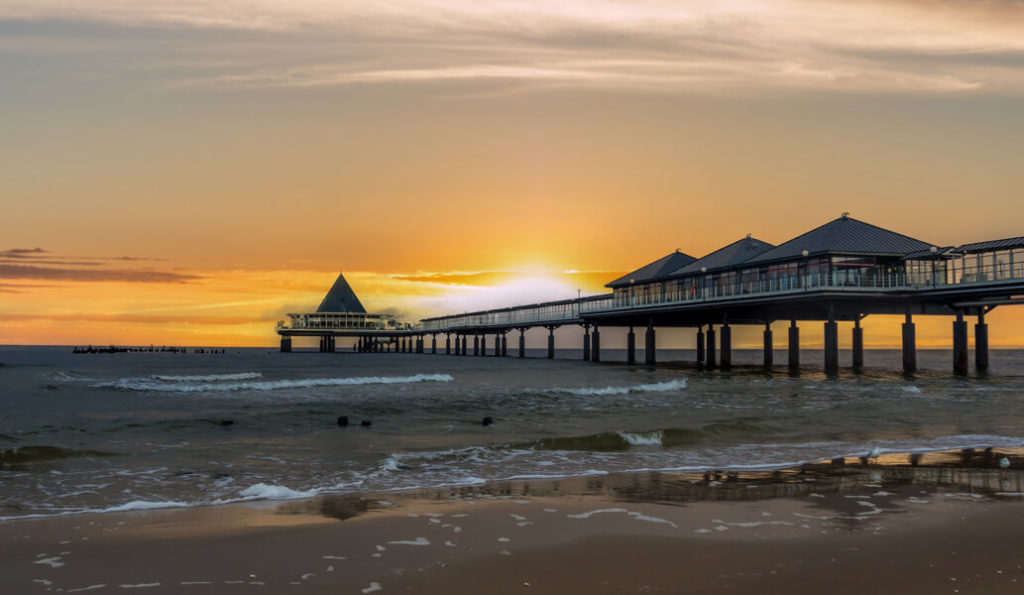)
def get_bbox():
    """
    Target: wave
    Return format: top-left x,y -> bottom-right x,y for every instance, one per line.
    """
151,372 -> 263,382
94,373 -> 454,393
523,421 -> 778,452
0,446 -> 118,466
548,379 -> 688,396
